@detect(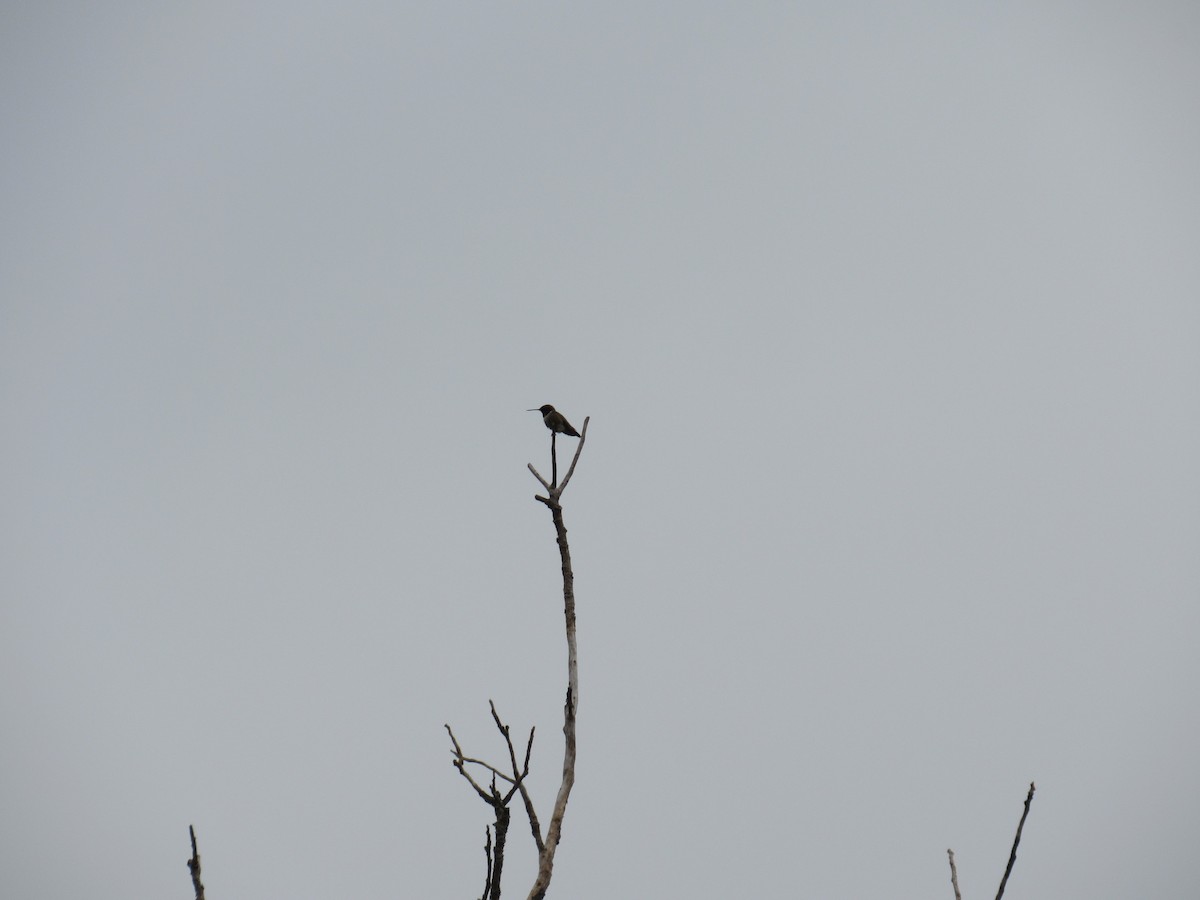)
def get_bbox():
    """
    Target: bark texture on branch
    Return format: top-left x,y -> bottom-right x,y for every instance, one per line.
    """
947,849 -> 962,900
